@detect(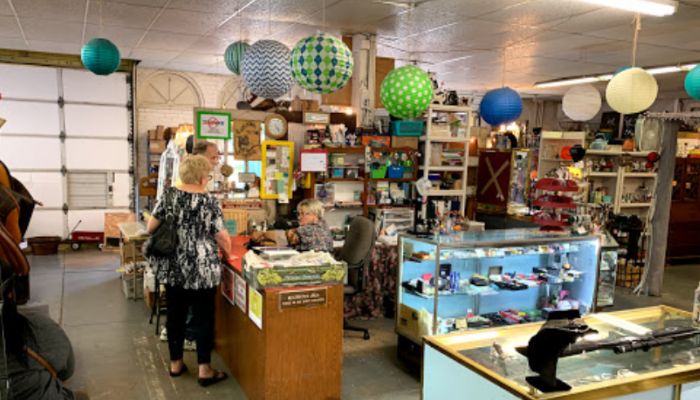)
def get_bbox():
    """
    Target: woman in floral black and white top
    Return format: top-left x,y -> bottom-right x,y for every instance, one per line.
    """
147,155 -> 231,387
